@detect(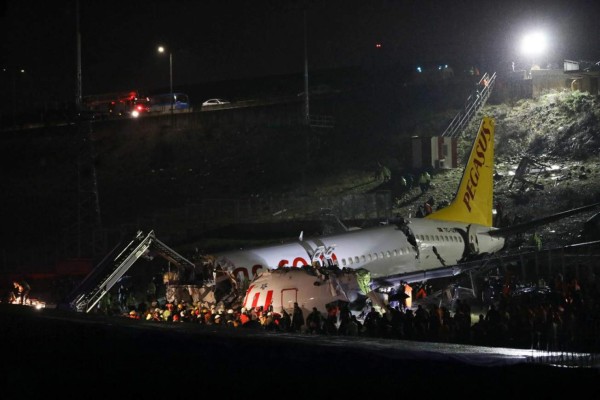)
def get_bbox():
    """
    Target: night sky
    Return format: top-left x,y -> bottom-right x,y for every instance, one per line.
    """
2,0 -> 600,105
